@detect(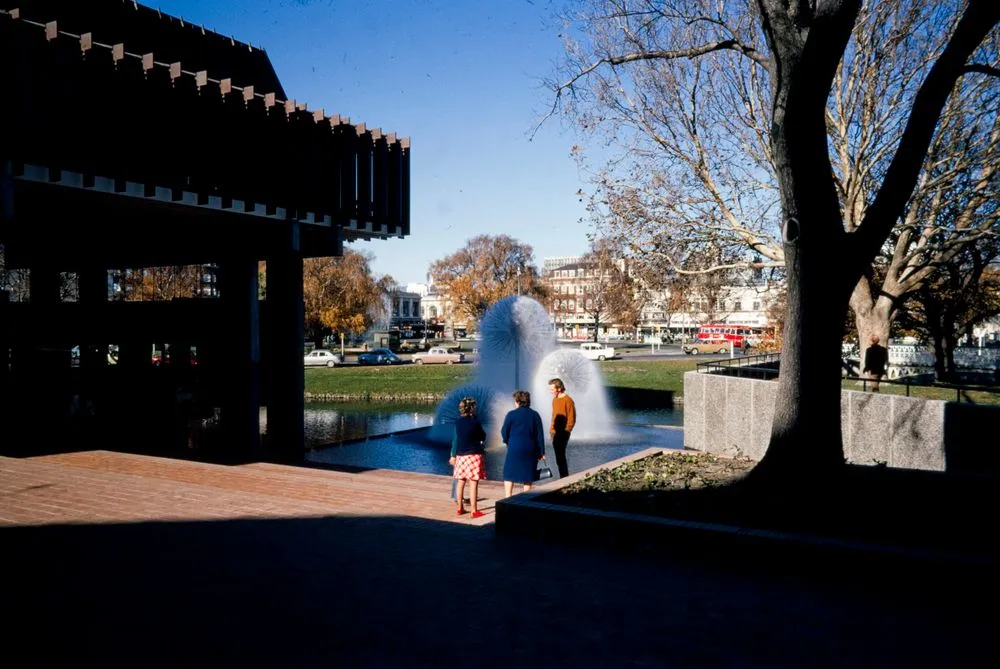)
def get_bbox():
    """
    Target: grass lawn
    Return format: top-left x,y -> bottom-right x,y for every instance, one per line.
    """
304,358 -> 699,399
305,364 -> 475,397
305,358 -> 1000,405
839,378 -> 1000,404
601,358 -> 698,392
